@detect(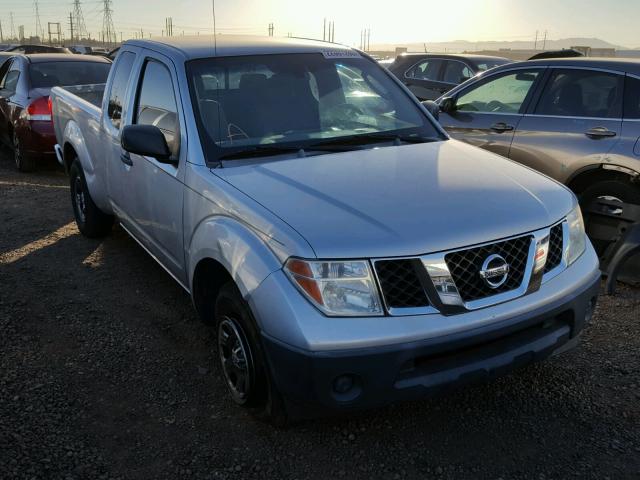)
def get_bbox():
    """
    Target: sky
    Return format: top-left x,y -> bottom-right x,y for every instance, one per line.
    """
1,0 -> 638,48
